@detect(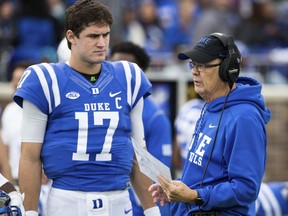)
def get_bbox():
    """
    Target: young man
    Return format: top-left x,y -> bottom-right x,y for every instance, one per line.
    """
14,1 -> 160,215
110,41 -> 173,216
149,33 -> 271,215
